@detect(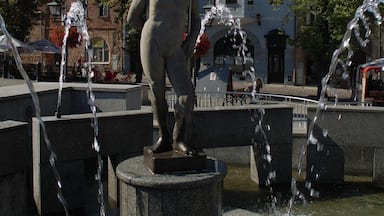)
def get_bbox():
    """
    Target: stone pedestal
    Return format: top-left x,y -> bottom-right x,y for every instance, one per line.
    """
143,147 -> 207,174
116,156 -> 226,216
